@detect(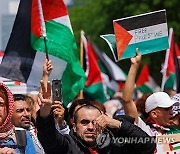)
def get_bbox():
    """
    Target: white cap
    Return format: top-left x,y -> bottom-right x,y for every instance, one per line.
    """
145,92 -> 176,113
